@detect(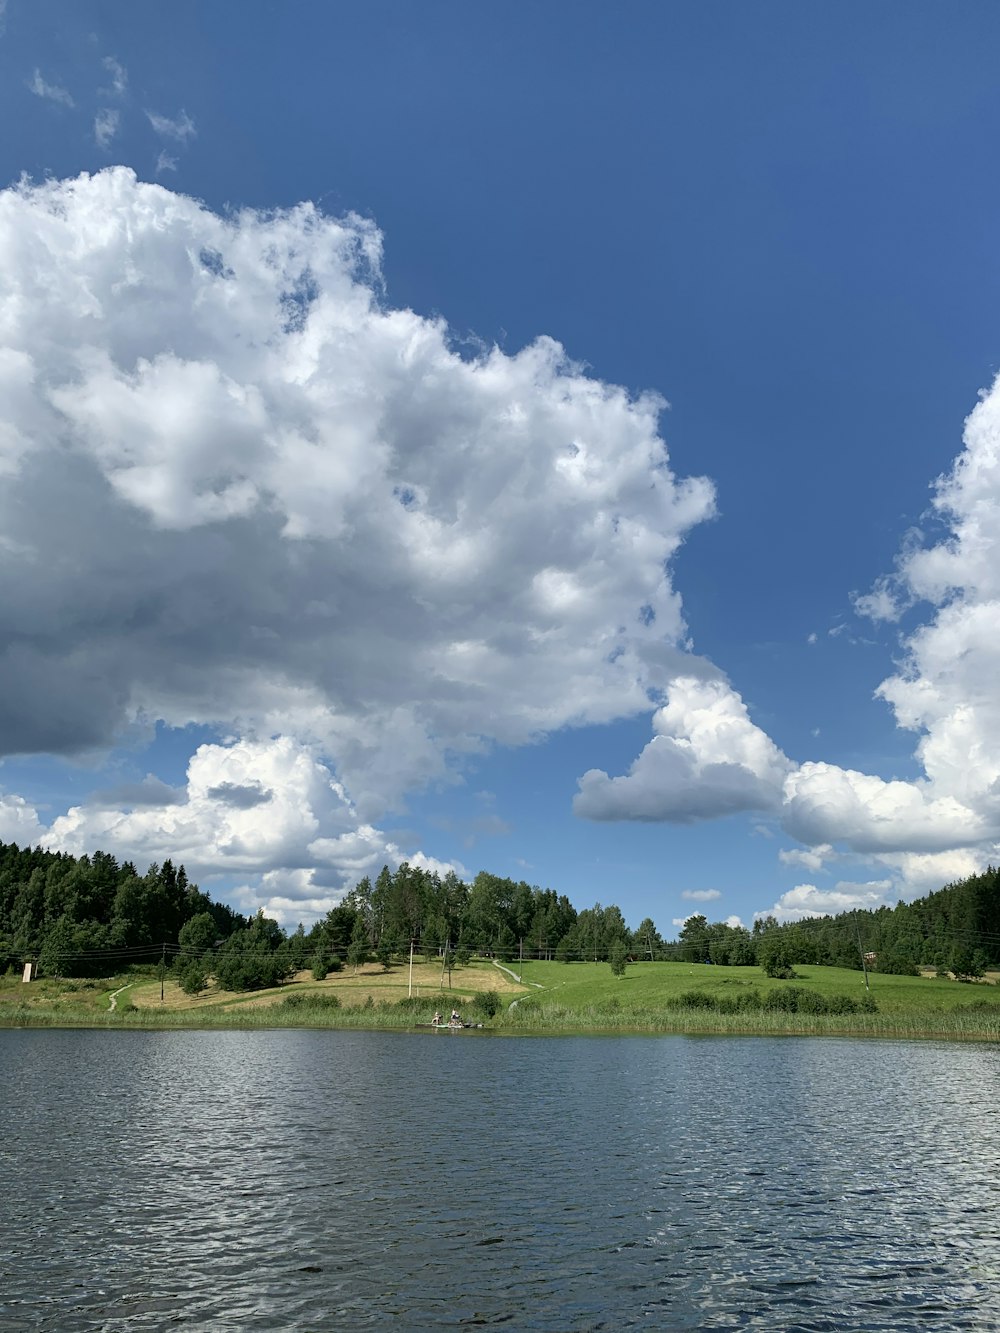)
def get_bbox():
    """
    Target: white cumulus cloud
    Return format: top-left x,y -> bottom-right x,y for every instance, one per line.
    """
757,880 -> 894,923
778,843 -> 833,873
0,792 -> 46,845
681,888 -> 721,901
0,168 -> 716,916
40,736 -> 464,924
580,373 -> 1000,904
575,676 -> 790,822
